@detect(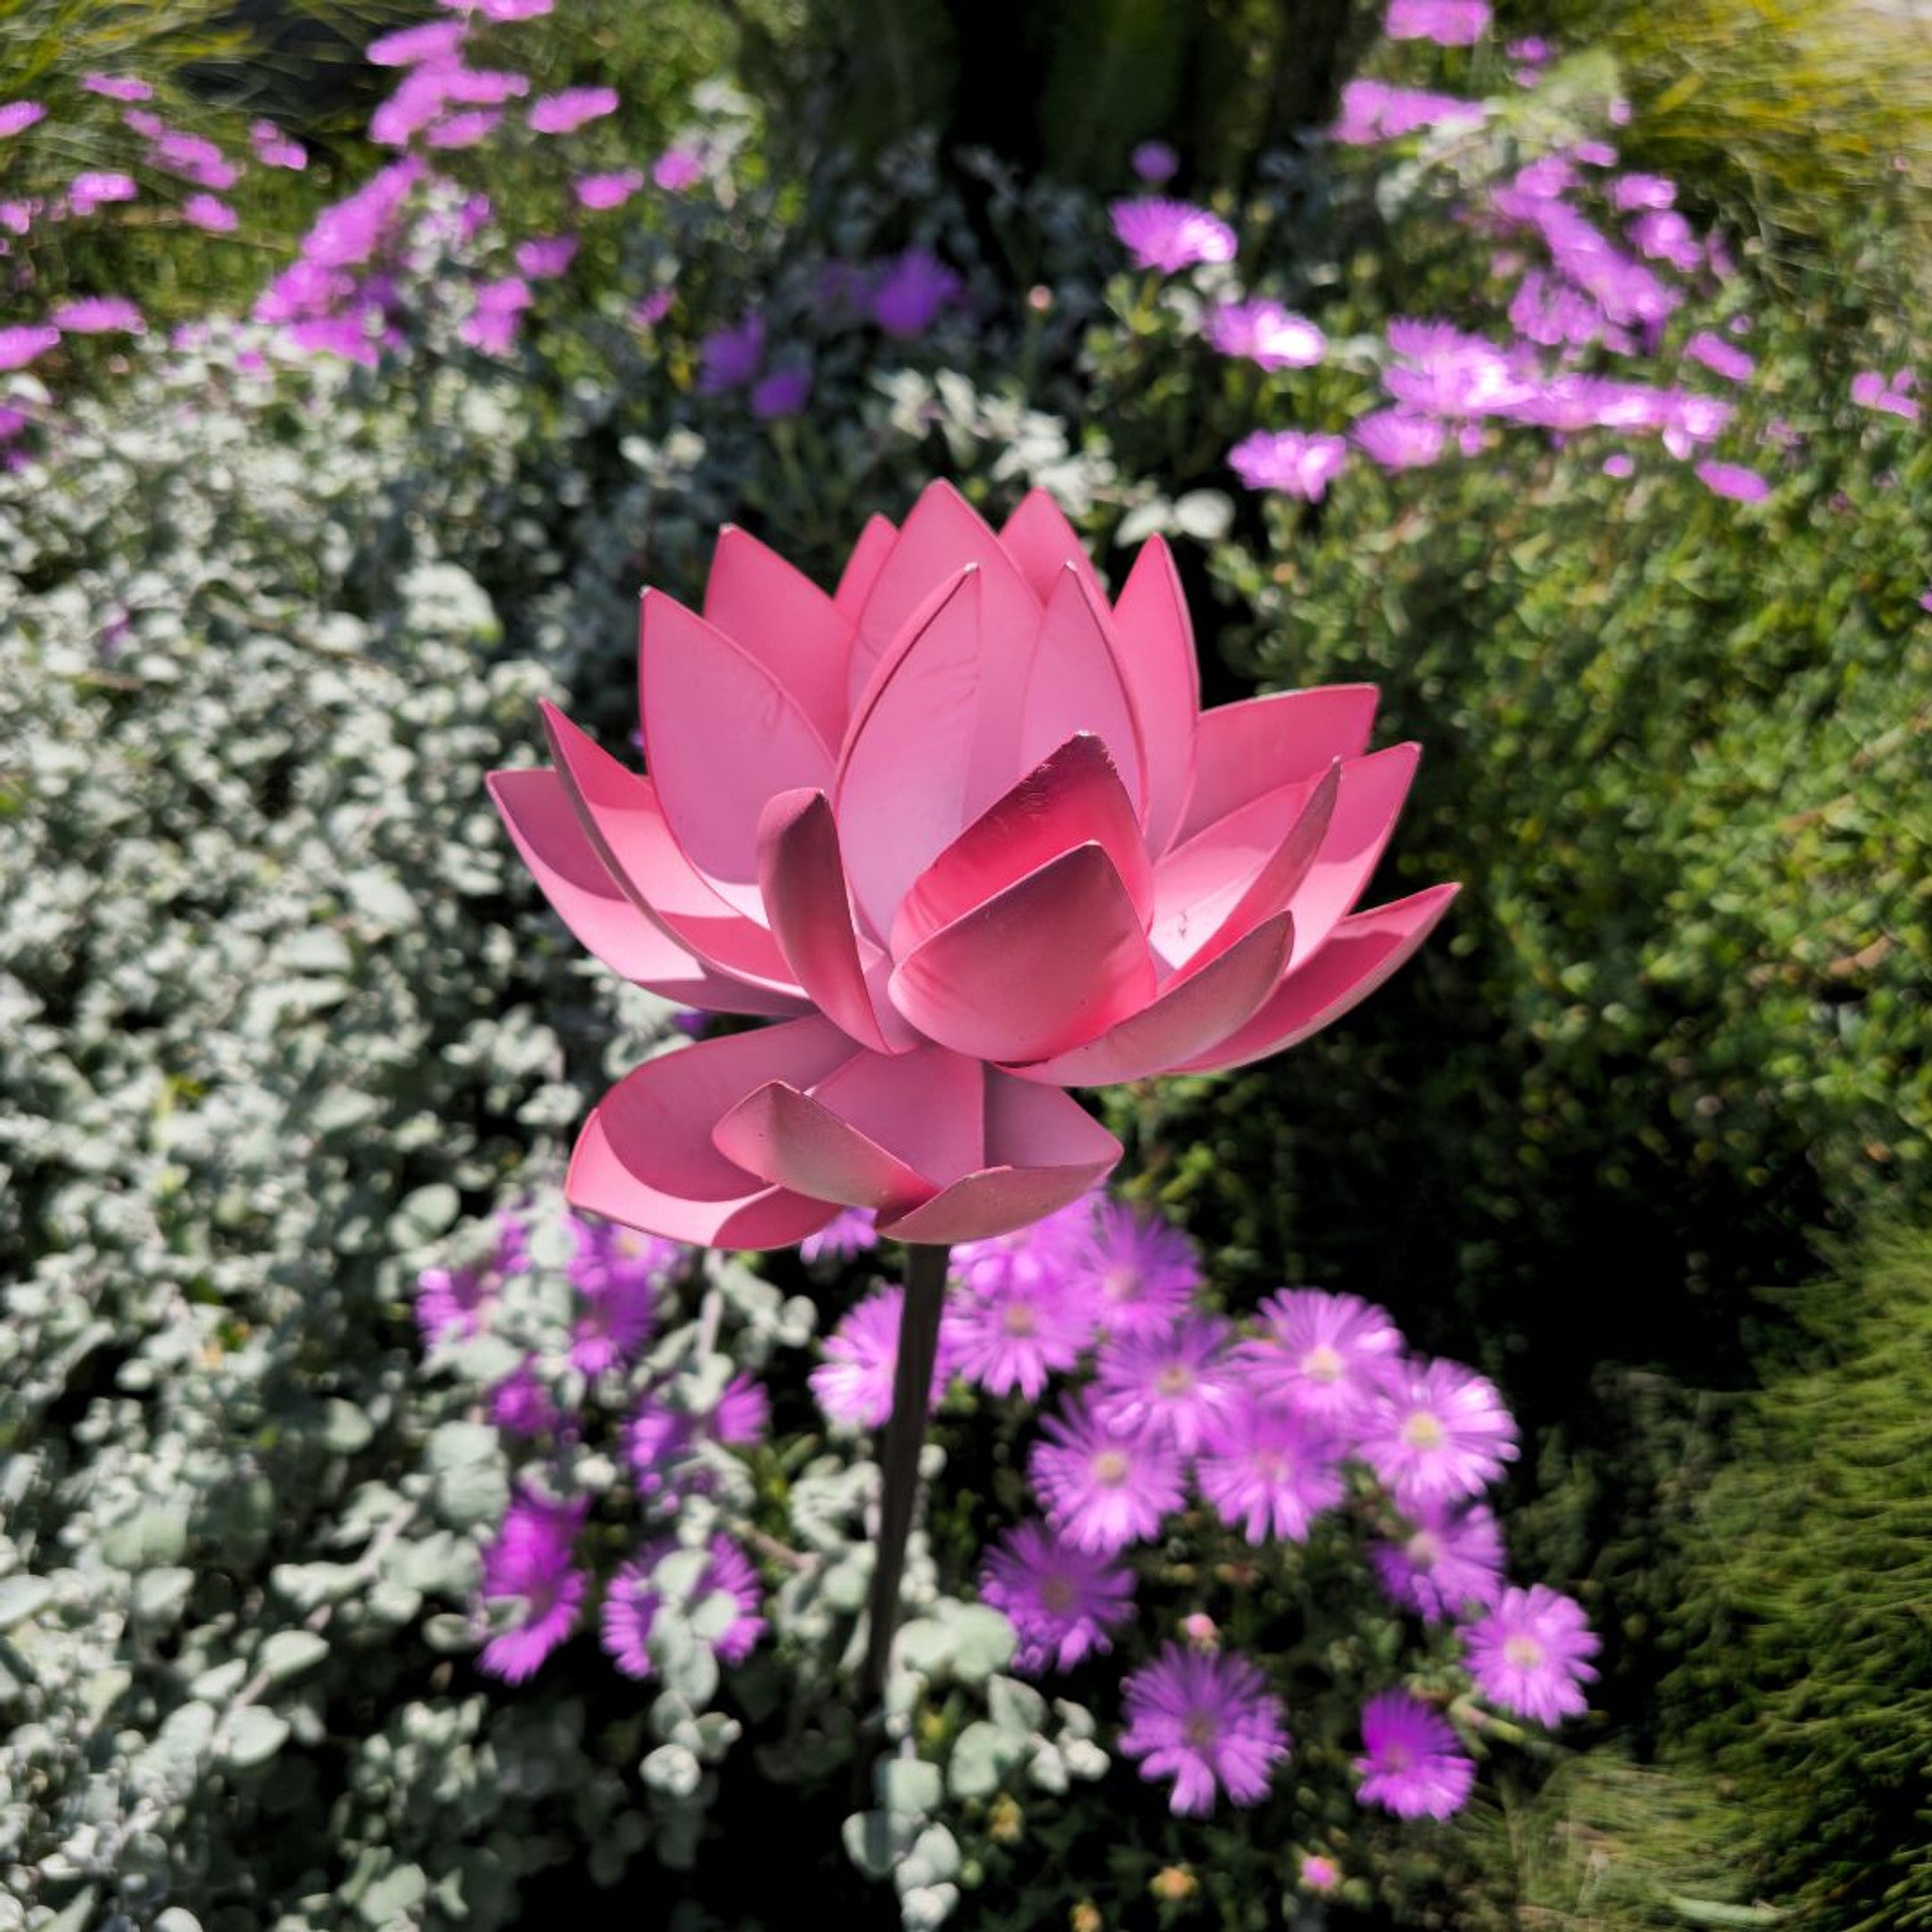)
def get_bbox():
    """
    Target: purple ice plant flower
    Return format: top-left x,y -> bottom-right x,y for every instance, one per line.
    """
1609,172 -> 1676,212
1357,1357 -> 1519,1506
800,1205 -> 875,1264
979,1520 -> 1136,1674
710,1372 -> 770,1448
1092,1314 -> 1239,1454
944,1239 -> 1097,1400
751,366 -> 812,420
0,325 -> 58,373
1130,139 -> 1178,185
1119,1644 -> 1290,1816
1602,451 -> 1636,478
871,247 -> 962,338
1384,0 -> 1491,44
151,130 -> 237,192
490,1358 -> 560,1439
1110,196 -> 1238,274
181,193 -> 238,233
0,103 -> 47,140
1352,408 -> 1447,470
425,109 -> 499,150
601,1534 -> 766,1679
1683,330 -> 1755,383
50,296 -> 144,335
697,312 -> 765,394
250,120 -> 307,169
1195,1391 -> 1345,1543
1354,1690 -> 1474,1818
1693,459 -> 1770,503
1372,1498 -> 1507,1621
652,145 -> 704,192
1205,297 -> 1325,371
575,167 -> 644,210
623,1396 -> 697,1496
566,1216 -> 675,1375
1299,1855 -> 1342,1894
811,1285 -> 958,1430
1333,79 -> 1485,143
1056,1198 -> 1200,1341
1628,208 -> 1702,275
477,1489 -> 588,1683
527,86 -> 619,135
1228,428 -> 1348,499
1384,319 -> 1536,418
67,171 -> 139,216
82,74 -> 154,102
513,233 -> 576,279
1241,1288 -> 1404,1432
1851,369 -> 1921,422
1461,1584 -> 1600,1724
1028,1392 -> 1186,1553
459,275 -> 534,355
366,19 -> 468,66
414,1213 -> 530,1345
454,0 -> 555,19
301,157 -> 421,269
